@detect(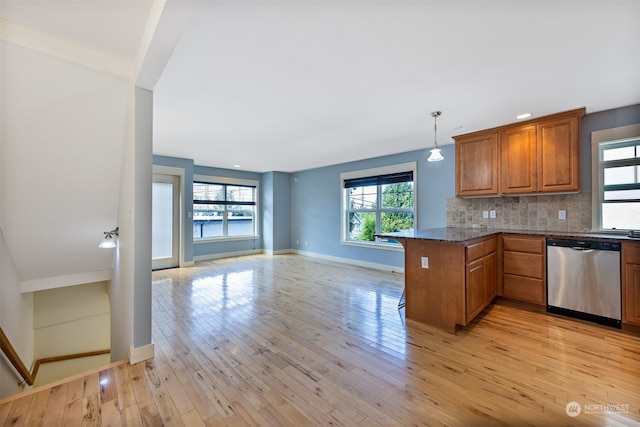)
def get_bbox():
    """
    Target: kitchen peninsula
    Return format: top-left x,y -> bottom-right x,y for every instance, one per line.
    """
377,228 -> 639,334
